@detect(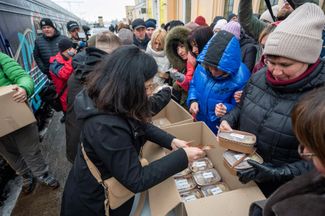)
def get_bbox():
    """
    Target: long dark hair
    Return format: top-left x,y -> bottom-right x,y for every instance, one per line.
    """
86,45 -> 157,122
187,26 -> 213,56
